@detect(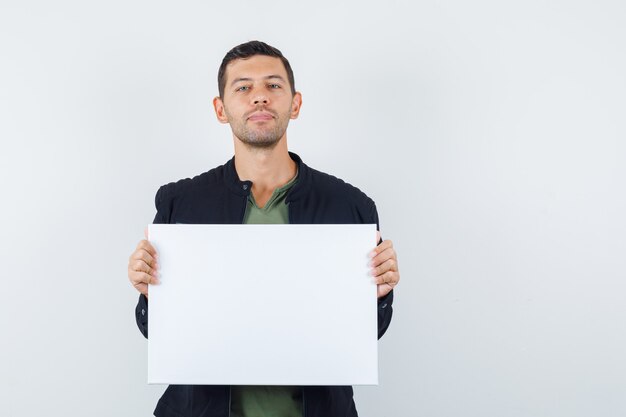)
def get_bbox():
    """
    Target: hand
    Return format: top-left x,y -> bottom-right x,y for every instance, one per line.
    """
370,231 -> 399,299
128,227 -> 160,297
